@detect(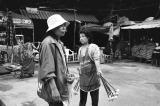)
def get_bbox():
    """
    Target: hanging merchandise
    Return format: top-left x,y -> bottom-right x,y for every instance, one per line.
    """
113,26 -> 120,36
6,11 -> 15,46
108,24 -> 113,41
6,11 -> 15,64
